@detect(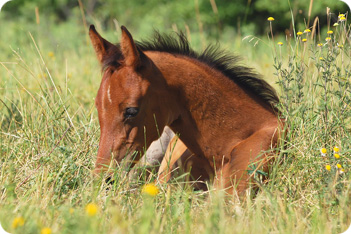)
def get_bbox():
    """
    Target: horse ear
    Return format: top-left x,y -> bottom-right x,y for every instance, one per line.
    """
89,25 -> 117,64
120,26 -> 140,67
